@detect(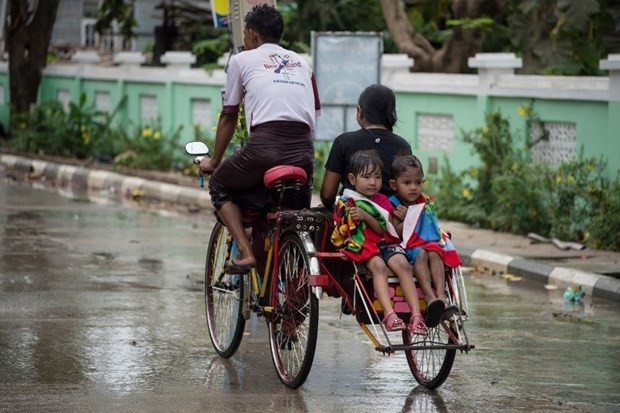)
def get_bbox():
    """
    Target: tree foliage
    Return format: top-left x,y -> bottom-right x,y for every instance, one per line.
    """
380,0 -> 620,74
279,0 -> 397,52
380,0 -> 510,73
95,0 -> 137,42
508,0 -> 620,74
